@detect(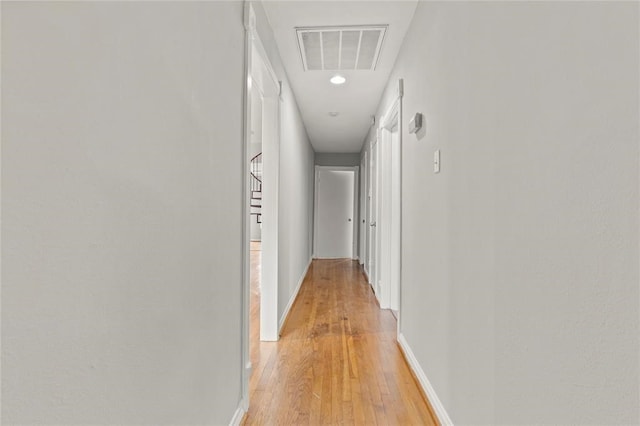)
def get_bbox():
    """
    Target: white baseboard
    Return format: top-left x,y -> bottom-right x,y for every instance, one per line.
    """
229,400 -> 247,426
375,280 -> 386,308
397,333 -> 453,425
278,257 -> 312,334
